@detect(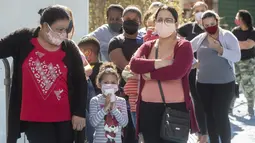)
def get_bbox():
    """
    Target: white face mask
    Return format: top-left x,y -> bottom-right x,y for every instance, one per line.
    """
195,12 -> 203,22
101,84 -> 119,95
155,23 -> 176,38
46,24 -> 67,46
